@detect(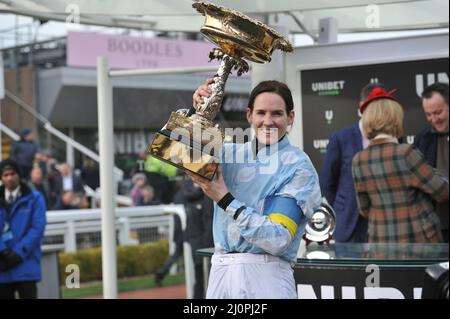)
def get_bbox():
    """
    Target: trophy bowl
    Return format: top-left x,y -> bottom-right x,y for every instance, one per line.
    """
193,1 -> 292,63
148,1 -> 293,180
